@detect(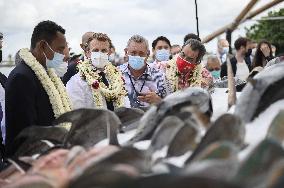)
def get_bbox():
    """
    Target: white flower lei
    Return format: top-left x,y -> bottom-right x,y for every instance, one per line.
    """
19,48 -> 72,119
166,57 -> 202,92
77,60 -> 127,108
